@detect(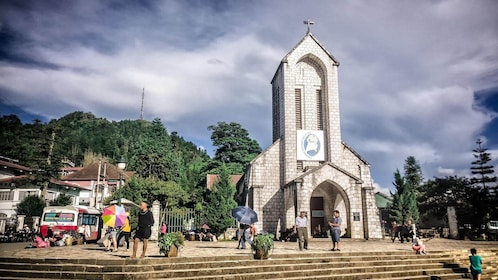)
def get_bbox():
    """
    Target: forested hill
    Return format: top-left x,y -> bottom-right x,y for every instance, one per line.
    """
0,111 -> 210,182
